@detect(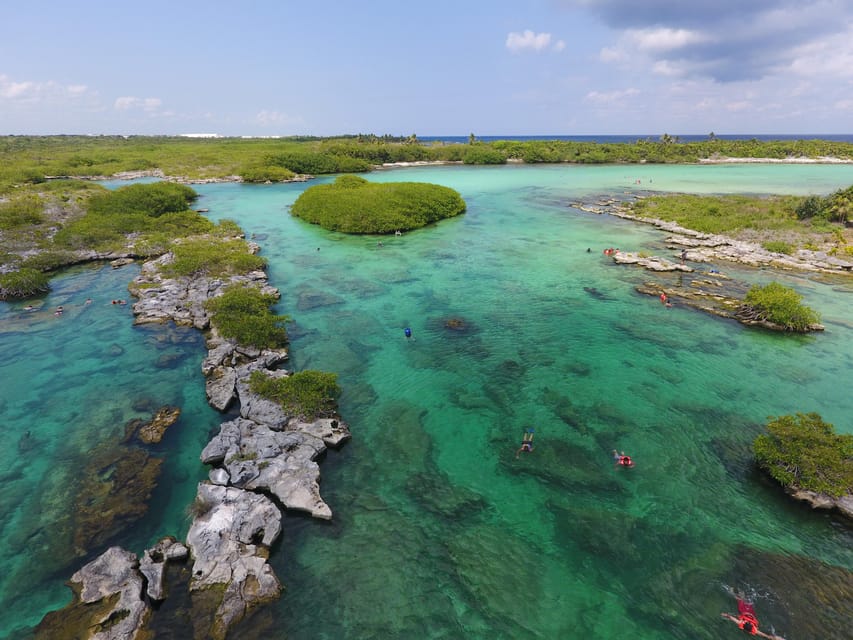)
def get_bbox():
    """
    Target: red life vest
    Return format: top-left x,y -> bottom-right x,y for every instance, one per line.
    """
619,456 -> 633,467
738,613 -> 759,635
